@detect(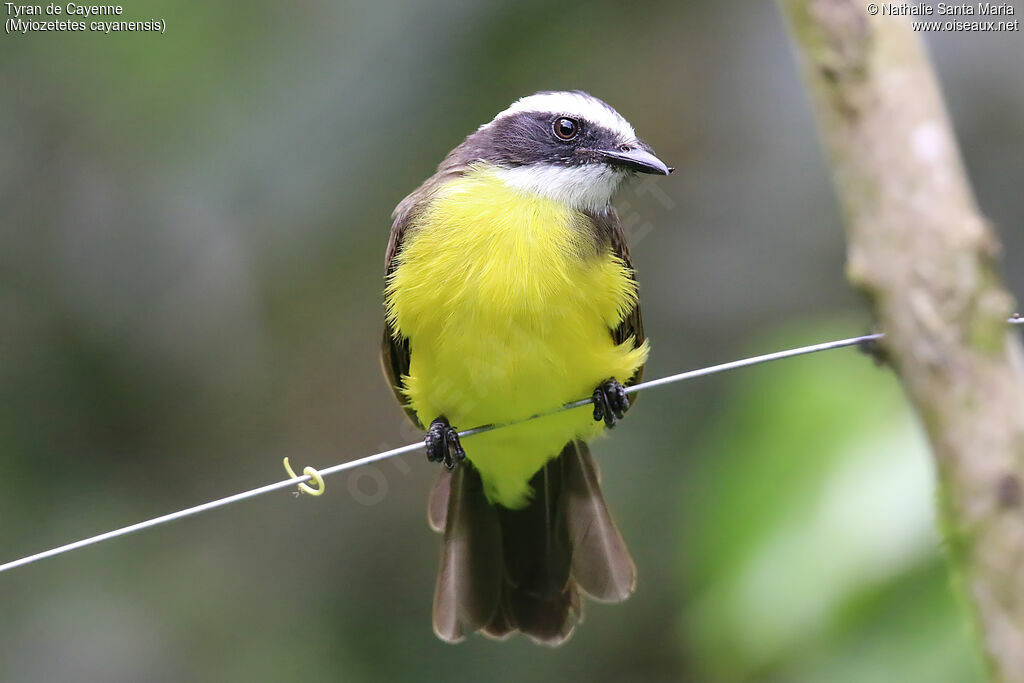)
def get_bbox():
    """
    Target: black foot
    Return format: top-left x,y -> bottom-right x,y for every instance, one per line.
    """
425,416 -> 465,471
592,378 -> 630,428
